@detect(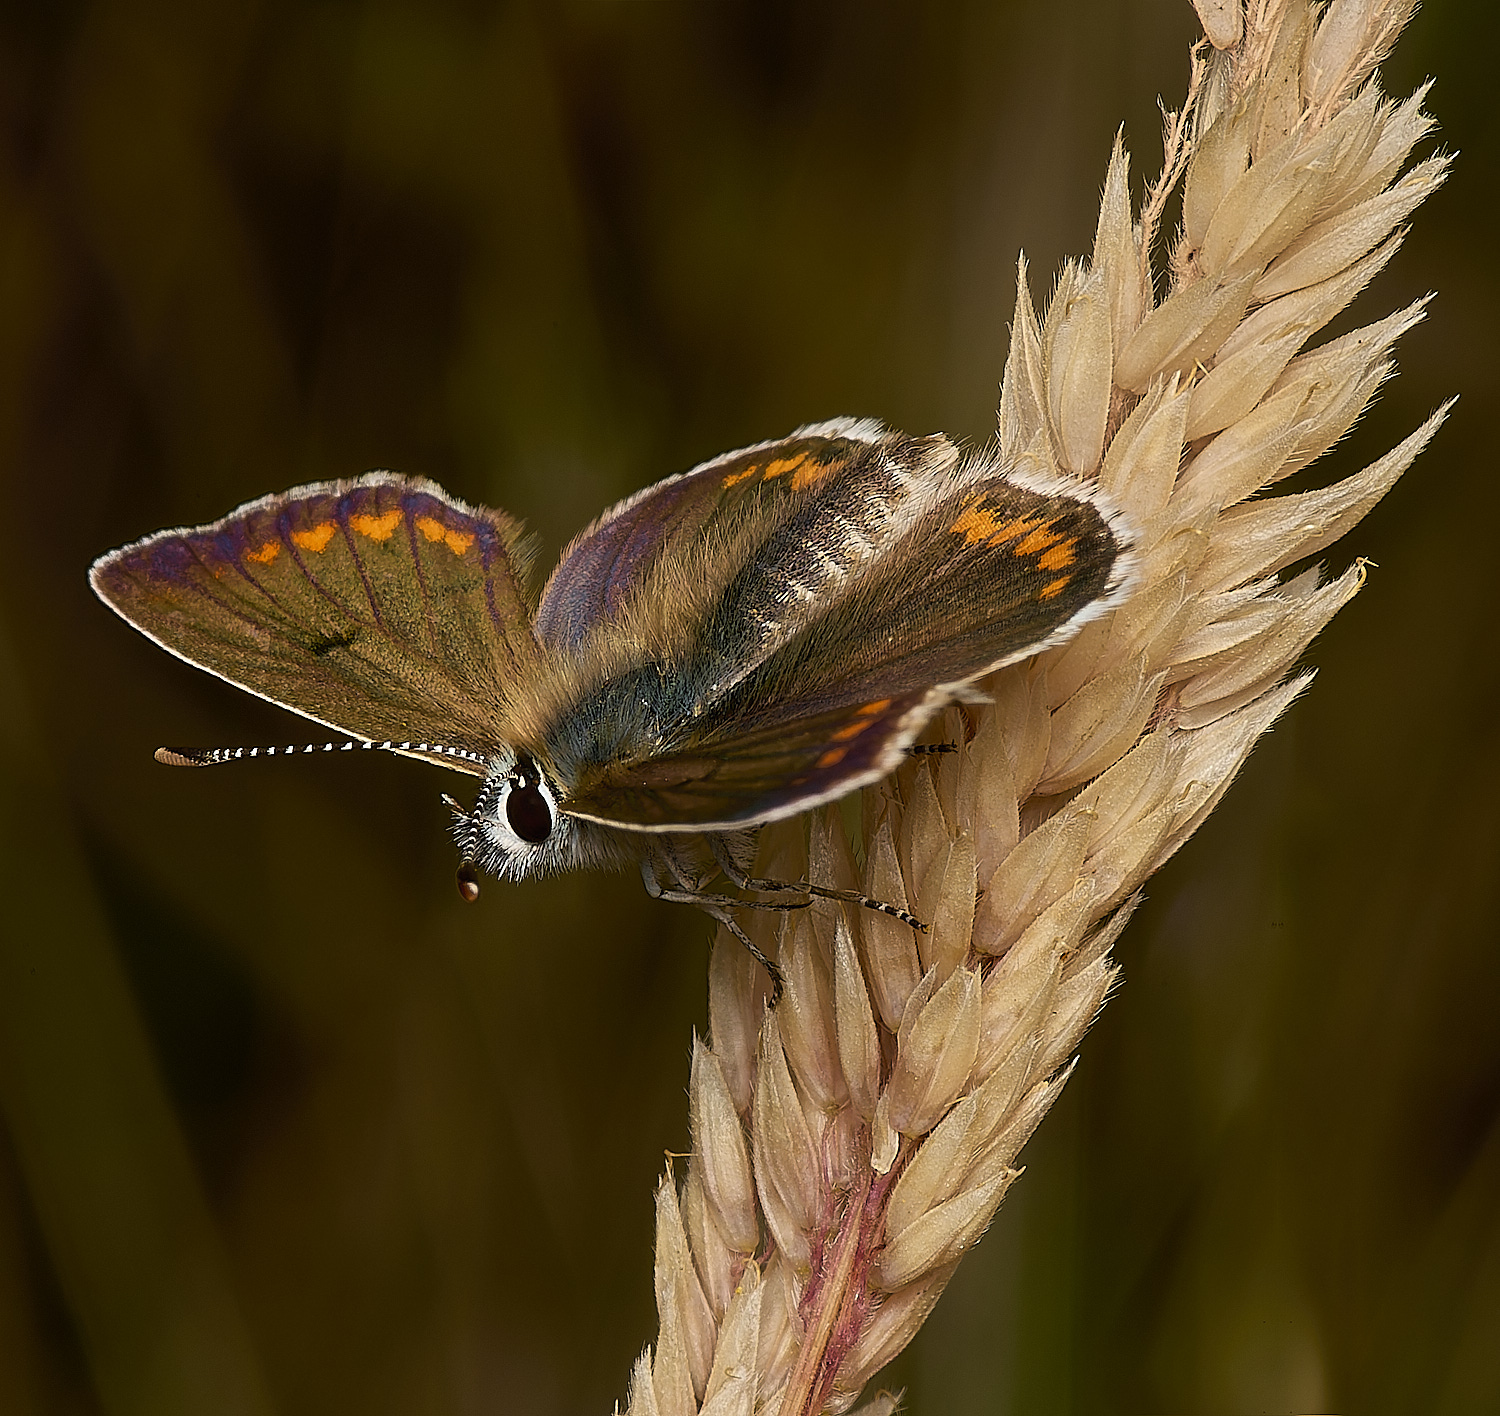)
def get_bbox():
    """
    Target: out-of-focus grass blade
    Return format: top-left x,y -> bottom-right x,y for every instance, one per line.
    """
0,621 -> 277,1416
